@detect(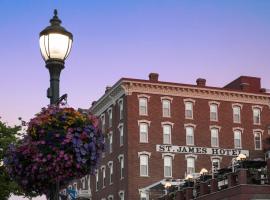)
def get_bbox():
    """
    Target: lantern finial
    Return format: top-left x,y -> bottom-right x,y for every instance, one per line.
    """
50,9 -> 61,26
